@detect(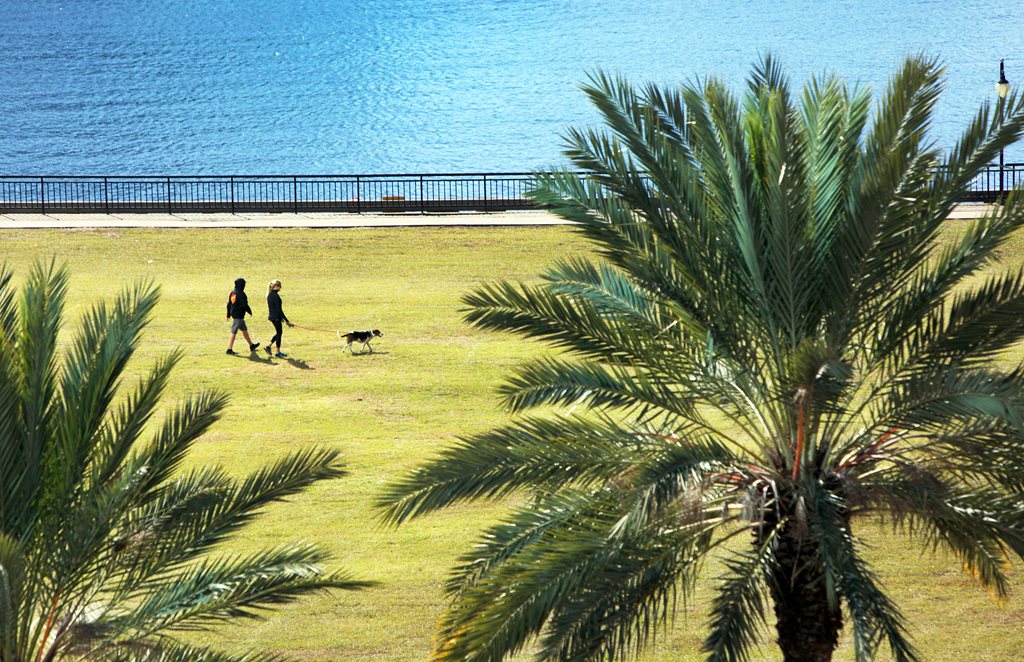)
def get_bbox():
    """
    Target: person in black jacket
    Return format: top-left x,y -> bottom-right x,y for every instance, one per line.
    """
226,277 -> 260,355
264,279 -> 293,358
